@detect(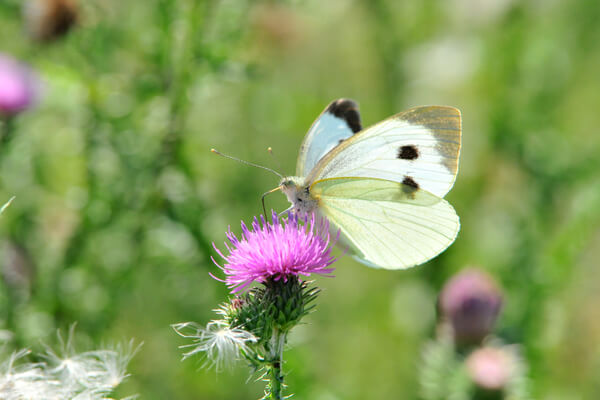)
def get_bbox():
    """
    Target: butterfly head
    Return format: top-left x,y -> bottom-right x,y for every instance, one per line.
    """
280,176 -> 318,215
